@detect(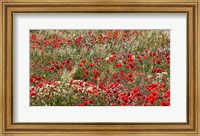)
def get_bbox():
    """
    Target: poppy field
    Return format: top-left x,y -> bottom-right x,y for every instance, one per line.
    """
30,30 -> 170,106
